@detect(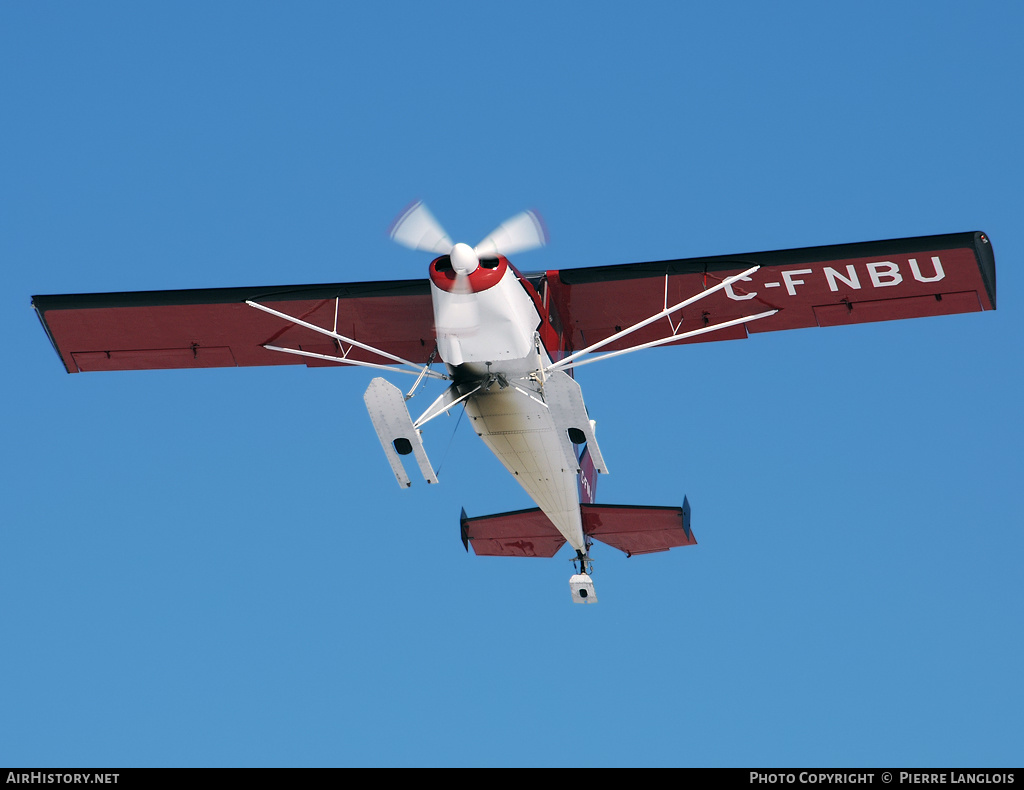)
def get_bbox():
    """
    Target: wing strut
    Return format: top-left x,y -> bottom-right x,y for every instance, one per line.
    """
553,309 -> 778,371
246,299 -> 447,380
543,266 -> 776,373
413,382 -> 484,429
